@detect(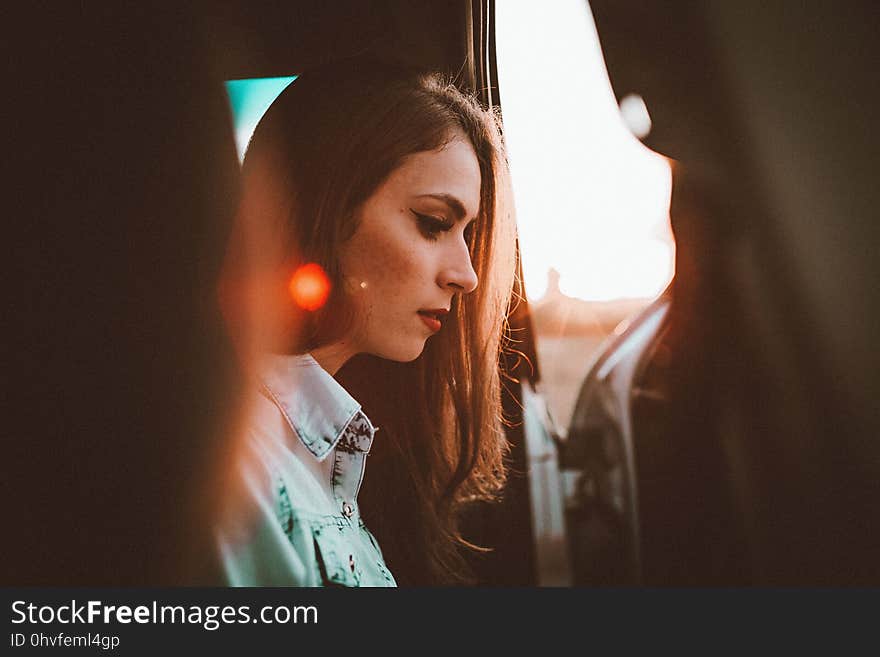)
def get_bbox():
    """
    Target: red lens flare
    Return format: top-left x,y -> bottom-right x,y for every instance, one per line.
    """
288,263 -> 331,311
